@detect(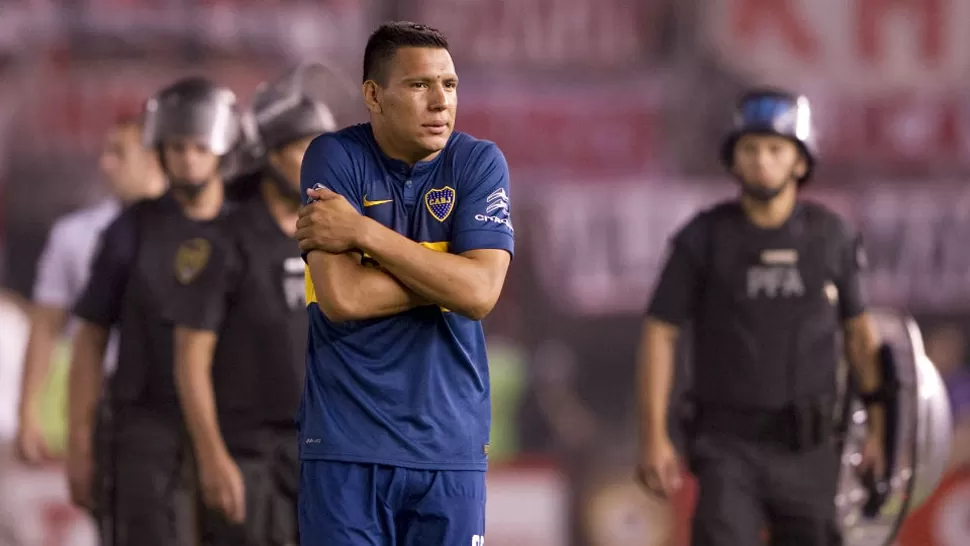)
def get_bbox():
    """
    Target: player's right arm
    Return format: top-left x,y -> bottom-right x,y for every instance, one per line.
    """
167,237 -> 246,522
636,218 -> 704,497
300,134 -> 427,322
17,219 -> 73,462
68,212 -> 137,507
